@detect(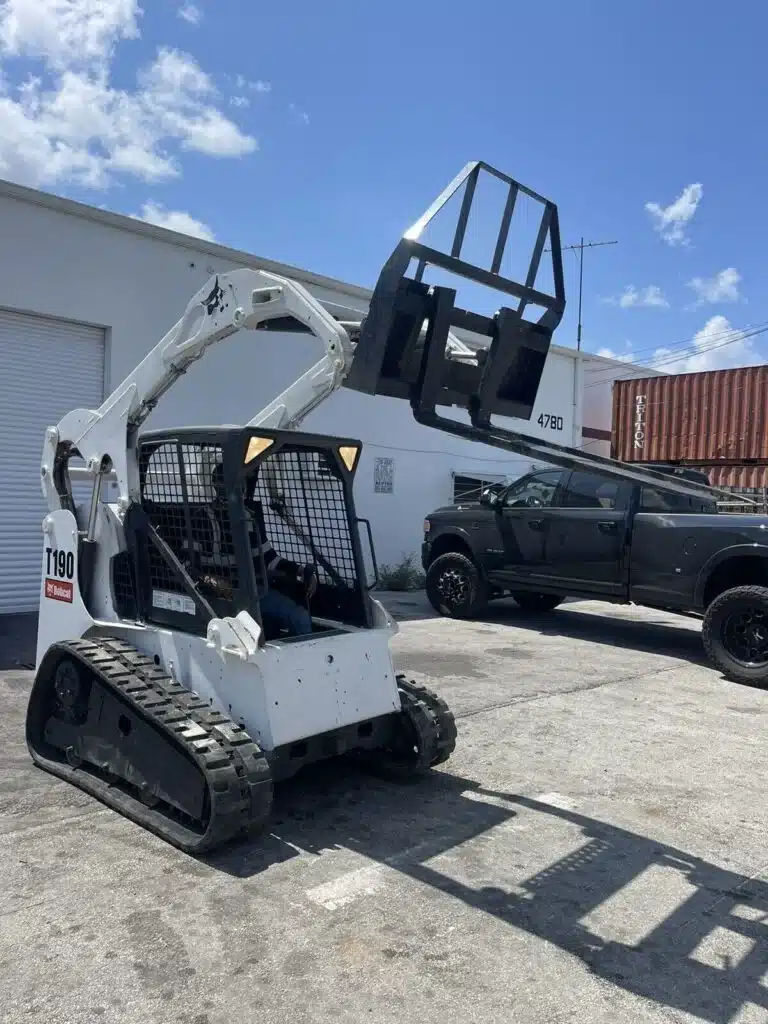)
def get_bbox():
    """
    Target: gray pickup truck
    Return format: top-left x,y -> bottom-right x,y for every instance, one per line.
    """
421,465 -> 768,686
